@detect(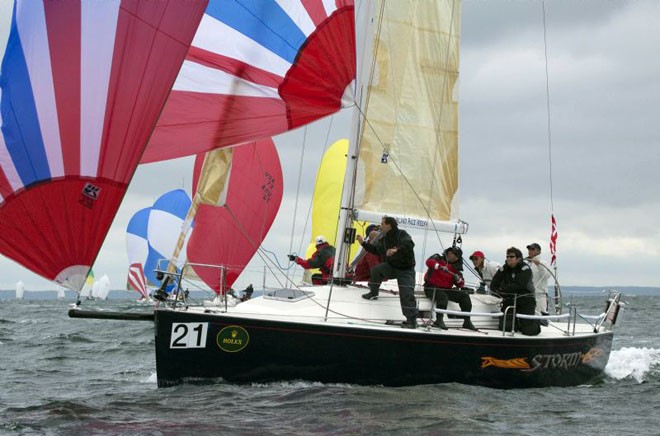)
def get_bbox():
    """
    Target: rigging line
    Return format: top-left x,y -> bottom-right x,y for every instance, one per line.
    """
542,2 -> 555,214
542,1 -> 559,280
286,125 -> 309,284
297,114 -> 336,258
